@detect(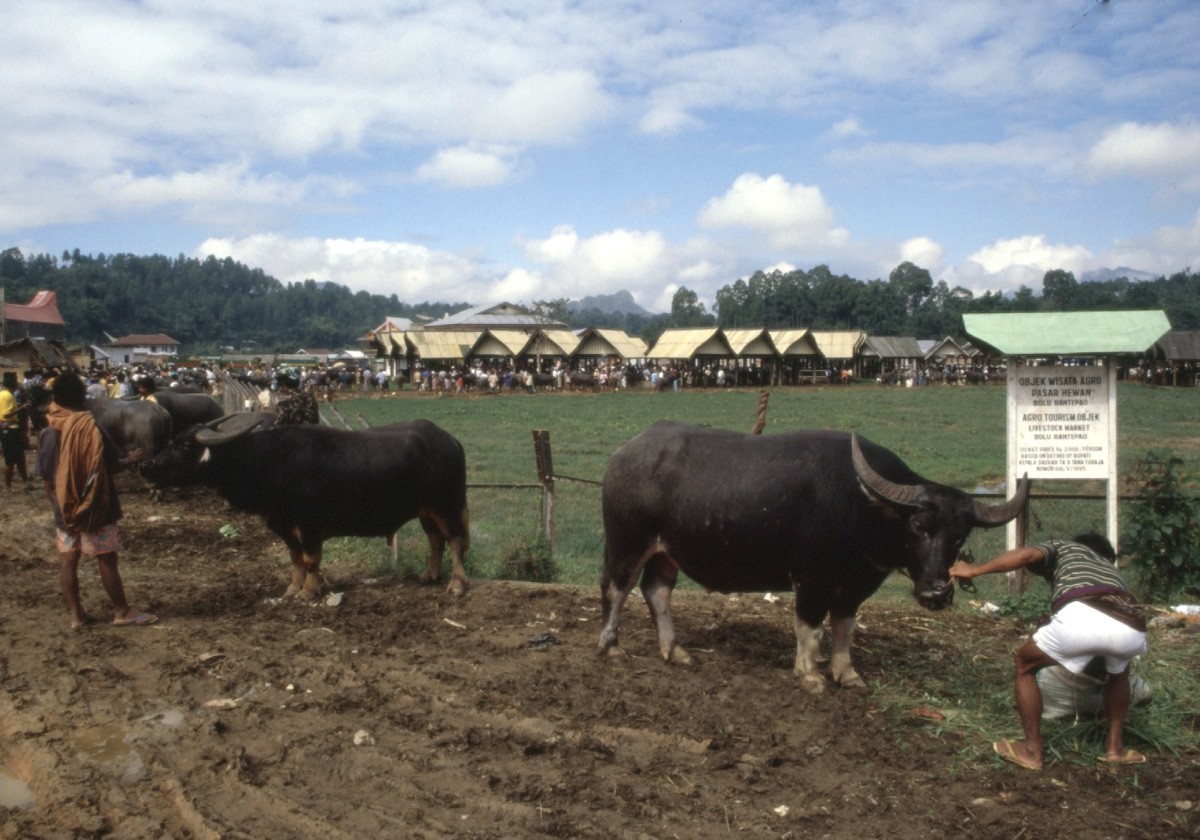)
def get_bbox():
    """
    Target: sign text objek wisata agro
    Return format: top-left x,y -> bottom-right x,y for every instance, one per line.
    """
1014,364 -> 1109,479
